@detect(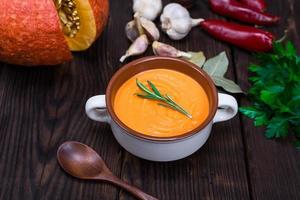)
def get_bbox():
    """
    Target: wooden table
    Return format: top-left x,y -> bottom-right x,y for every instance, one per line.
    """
0,0 -> 299,199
